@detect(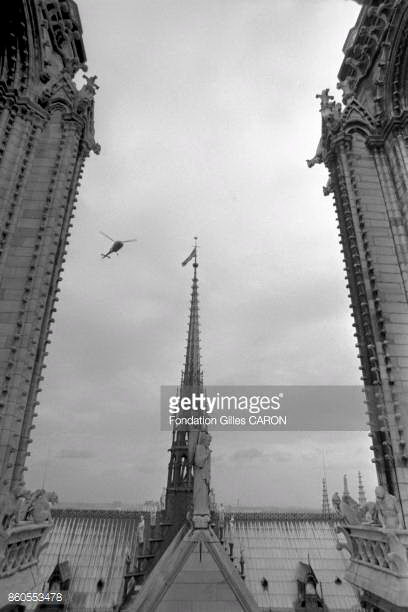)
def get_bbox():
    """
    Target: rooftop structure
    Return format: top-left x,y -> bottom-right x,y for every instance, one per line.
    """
224,512 -> 361,612
29,509 -> 143,611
